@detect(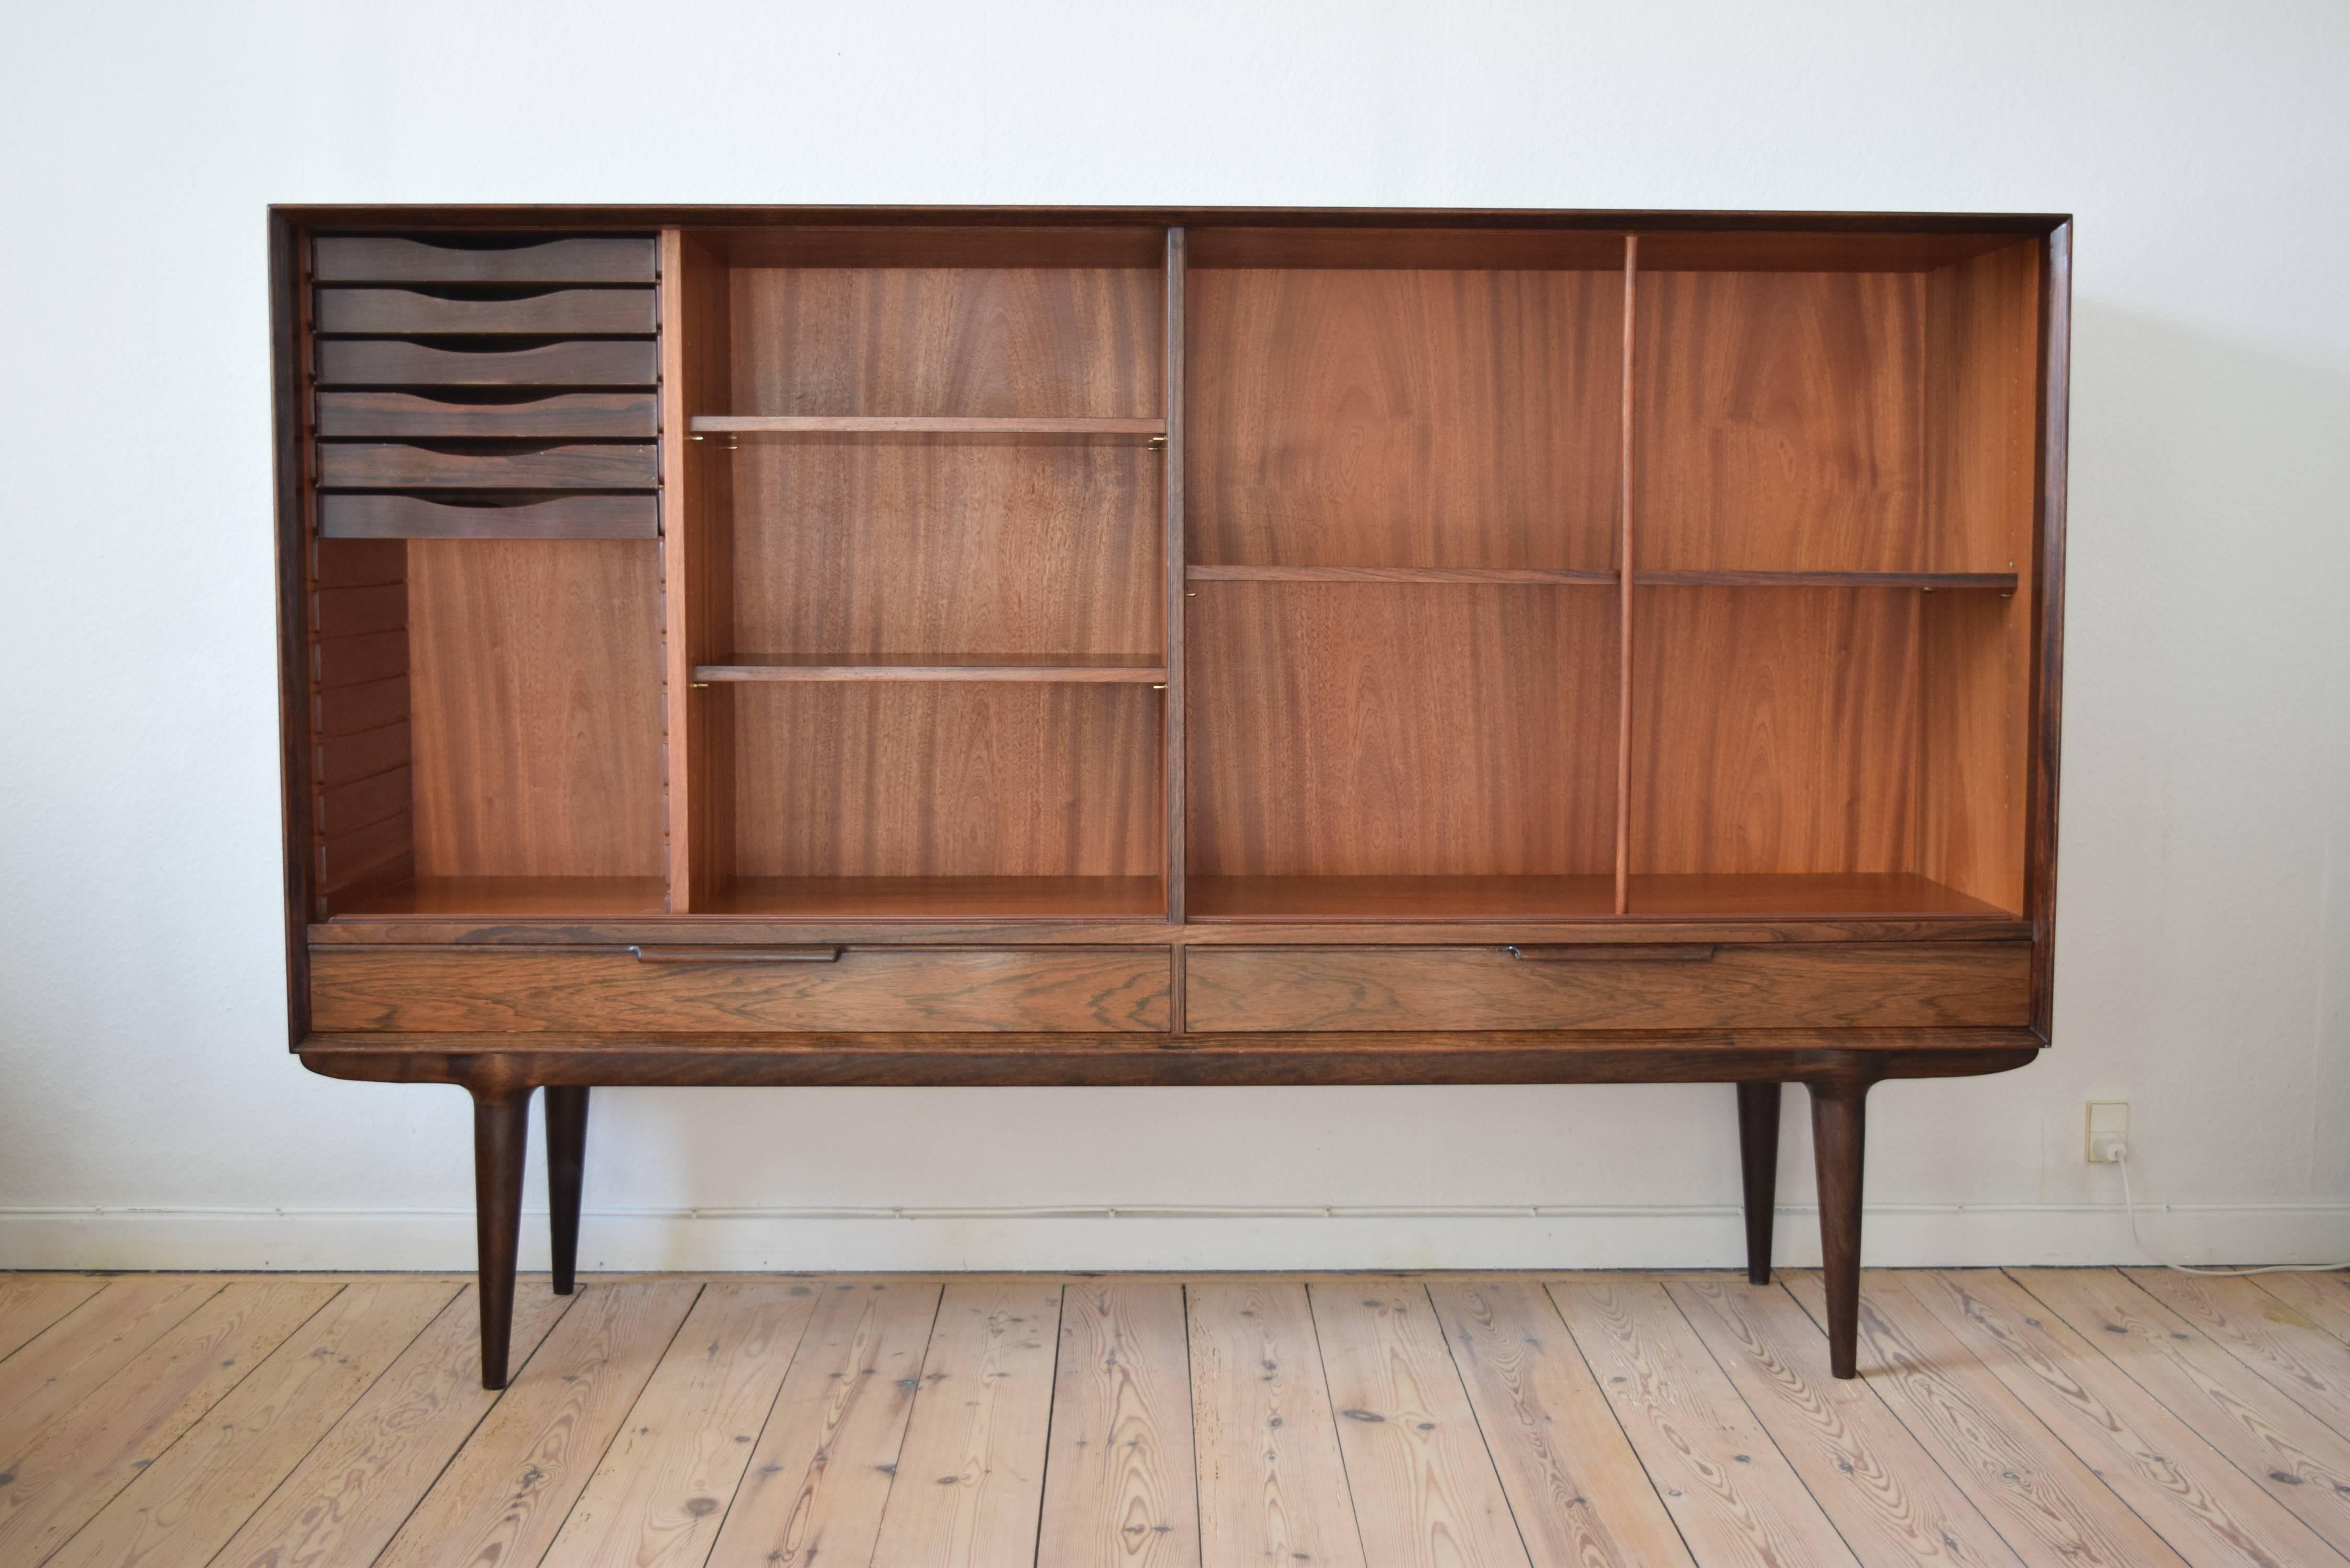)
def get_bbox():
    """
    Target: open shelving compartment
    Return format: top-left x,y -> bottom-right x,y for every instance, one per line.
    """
663,226 -> 1176,918
303,233 -> 671,920
1180,225 -> 2044,923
